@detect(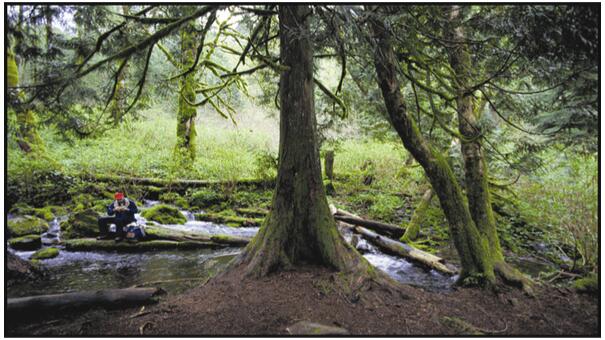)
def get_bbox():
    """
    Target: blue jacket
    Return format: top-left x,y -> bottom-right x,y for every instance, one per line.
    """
107,198 -> 138,226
